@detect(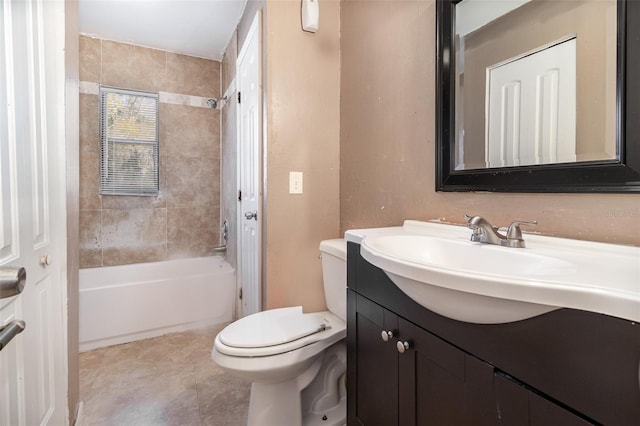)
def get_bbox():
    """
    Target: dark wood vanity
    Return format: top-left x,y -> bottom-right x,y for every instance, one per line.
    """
347,242 -> 640,425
